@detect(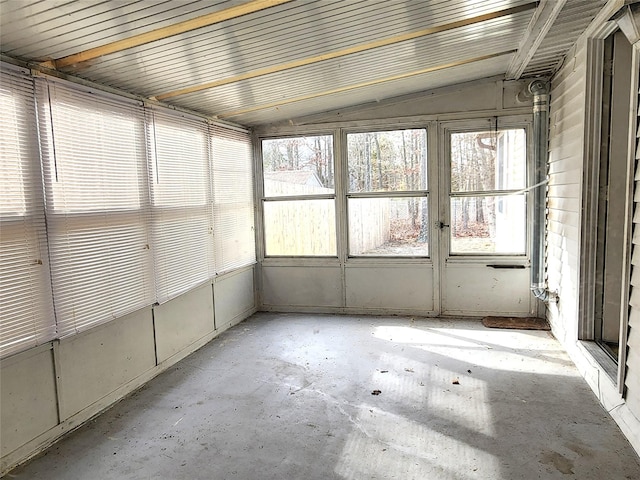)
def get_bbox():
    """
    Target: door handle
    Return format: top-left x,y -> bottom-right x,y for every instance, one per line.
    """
435,221 -> 450,229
